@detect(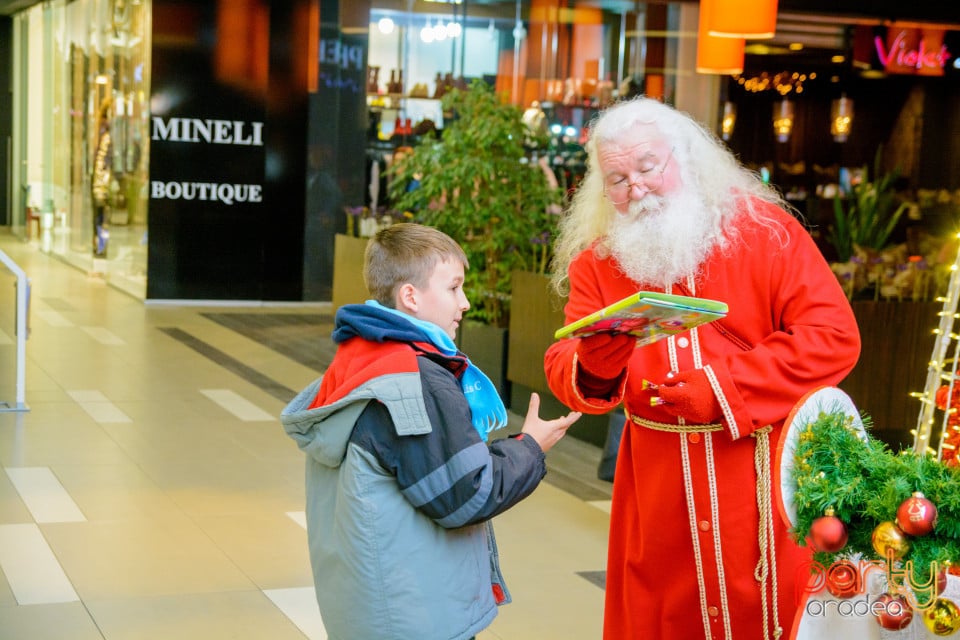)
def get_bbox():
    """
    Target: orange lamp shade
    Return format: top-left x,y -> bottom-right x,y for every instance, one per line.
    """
696,0 -> 745,74
706,0 -> 778,40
